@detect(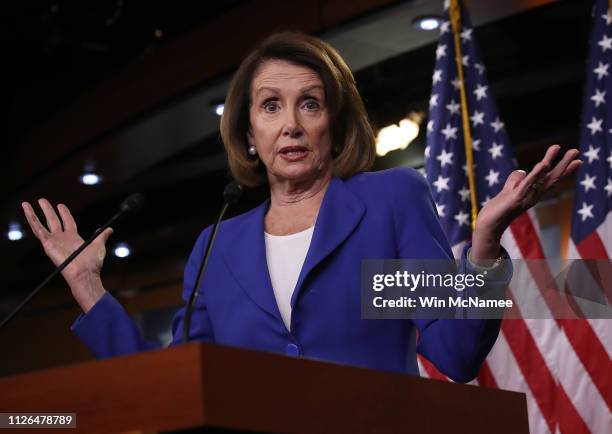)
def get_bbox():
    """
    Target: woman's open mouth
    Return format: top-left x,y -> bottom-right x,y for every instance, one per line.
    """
279,146 -> 309,162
